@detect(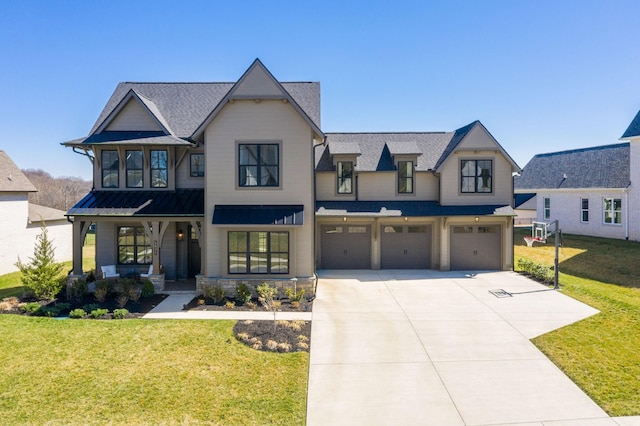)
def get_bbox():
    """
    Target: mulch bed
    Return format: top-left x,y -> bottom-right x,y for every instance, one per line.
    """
233,319 -> 311,353
184,296 -> 313,312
